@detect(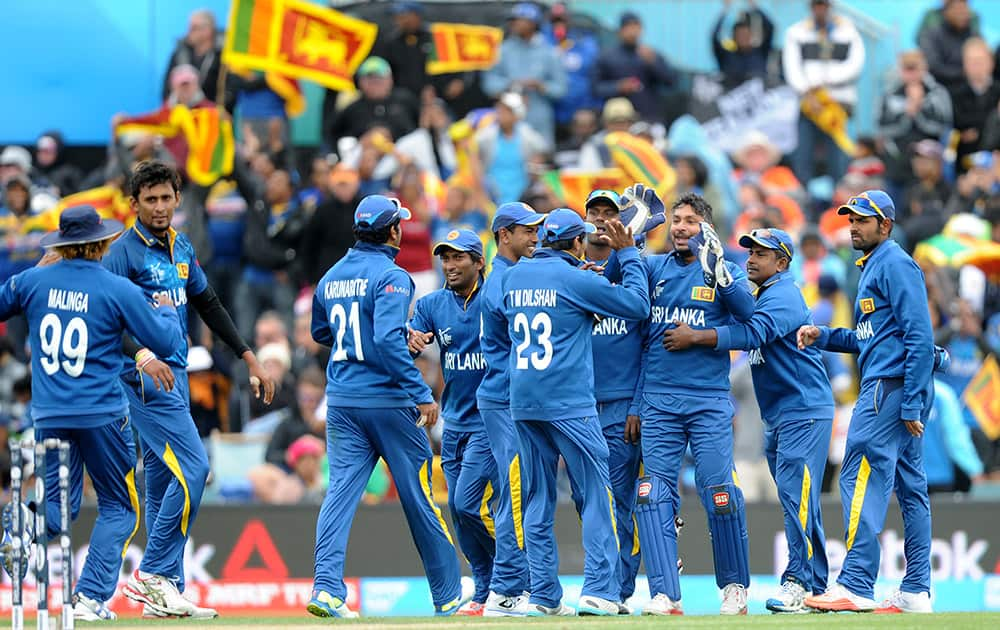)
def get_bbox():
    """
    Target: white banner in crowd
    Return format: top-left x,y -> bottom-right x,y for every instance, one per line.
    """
689,75 -> 800,156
